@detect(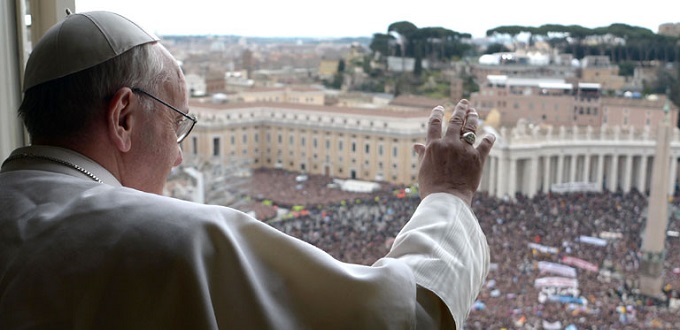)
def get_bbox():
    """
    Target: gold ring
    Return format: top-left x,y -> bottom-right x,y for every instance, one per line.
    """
462,132 -> 476,145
